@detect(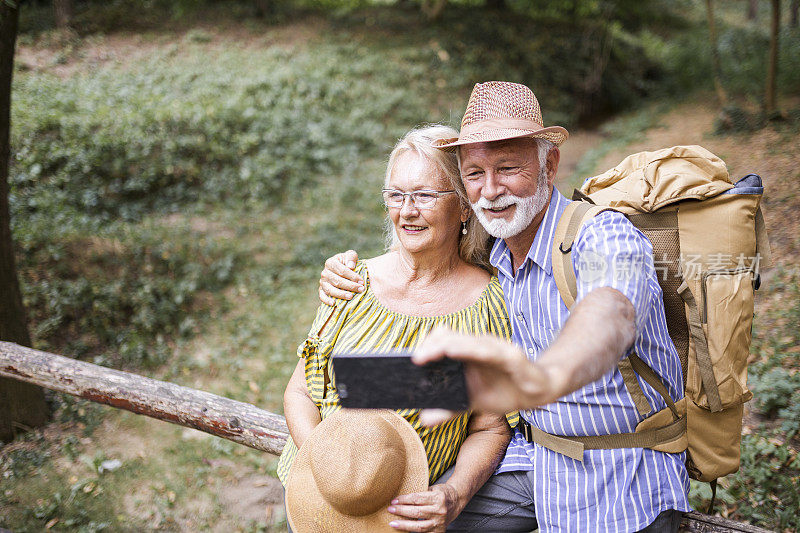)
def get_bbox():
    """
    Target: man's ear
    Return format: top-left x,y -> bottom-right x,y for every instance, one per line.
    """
546,146 -> 561,185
